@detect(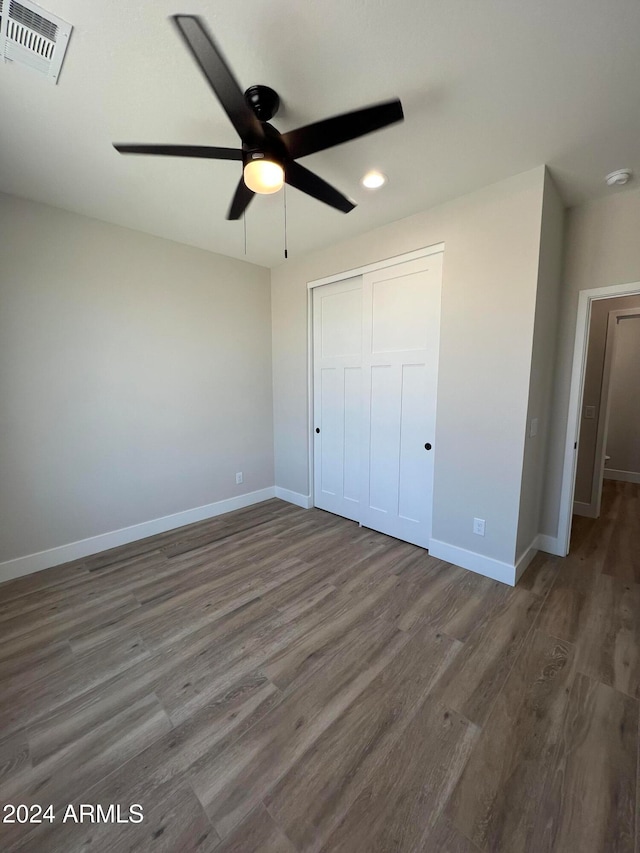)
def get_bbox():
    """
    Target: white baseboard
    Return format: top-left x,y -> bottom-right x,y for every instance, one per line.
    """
428,539 -> 517,586
603,468 -> 640,484
274,487 -> 312,509
514,540 -> 539,584
0,487 -> 277,585
573,500 -> 598,518
534,533 -> 565,557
